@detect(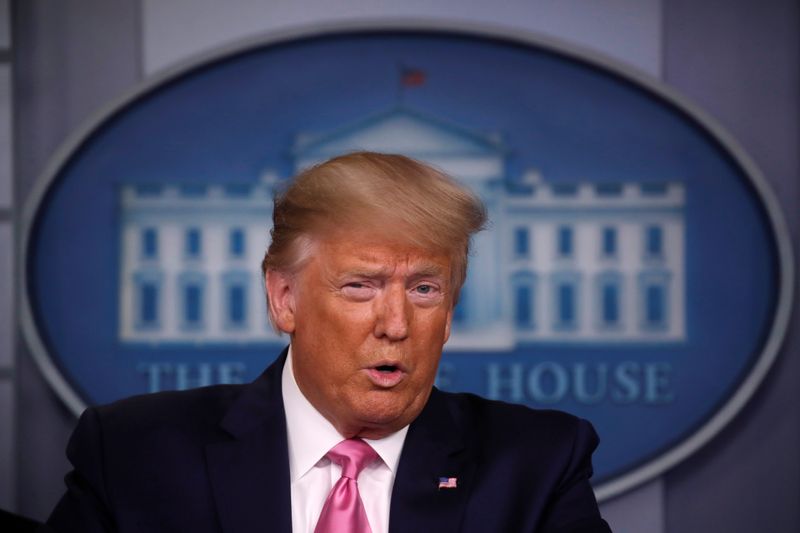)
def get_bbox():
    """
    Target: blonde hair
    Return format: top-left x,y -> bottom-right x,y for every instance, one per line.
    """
262,152 -> 487,314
